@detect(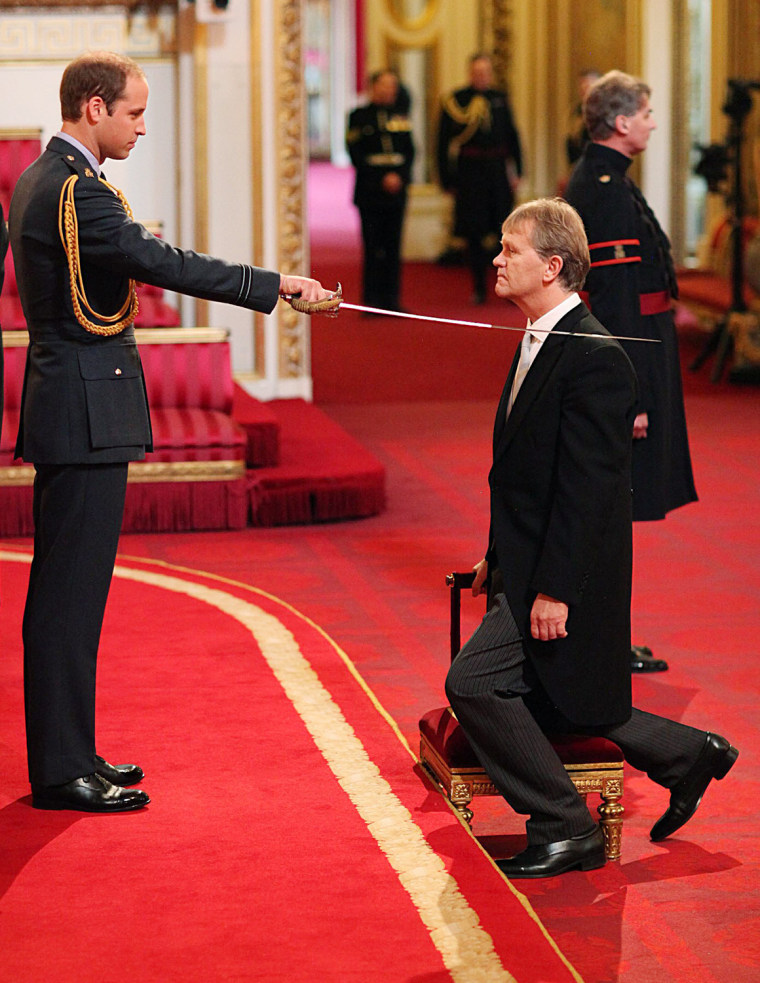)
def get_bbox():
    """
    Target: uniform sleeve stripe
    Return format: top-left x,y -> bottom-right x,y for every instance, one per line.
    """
589,257 -> 642,268
237,265 -> 252,304
588,239 -> 640,250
